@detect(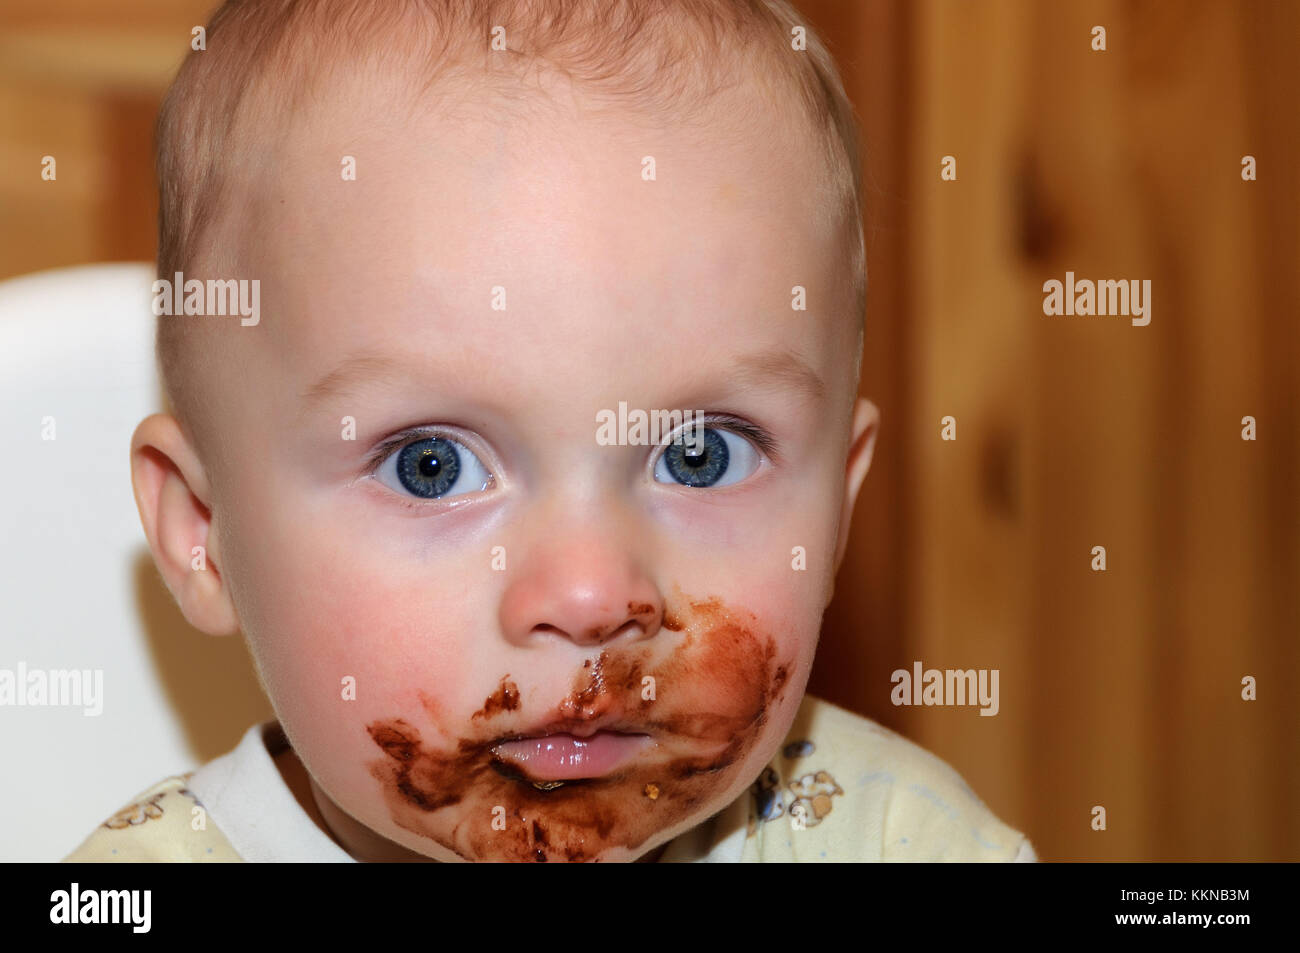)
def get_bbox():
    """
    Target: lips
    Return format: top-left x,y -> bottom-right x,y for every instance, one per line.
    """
490,730 -> 654,782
